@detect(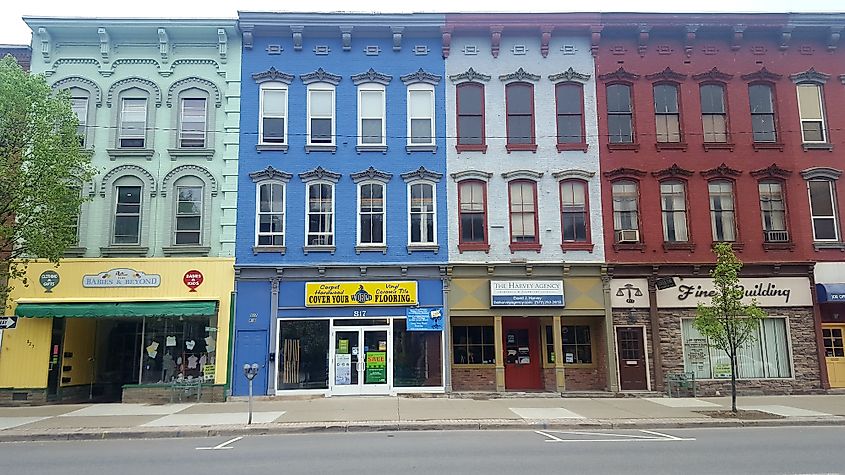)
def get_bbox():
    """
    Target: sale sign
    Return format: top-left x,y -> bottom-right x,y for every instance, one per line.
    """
183,270 -> 204,292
